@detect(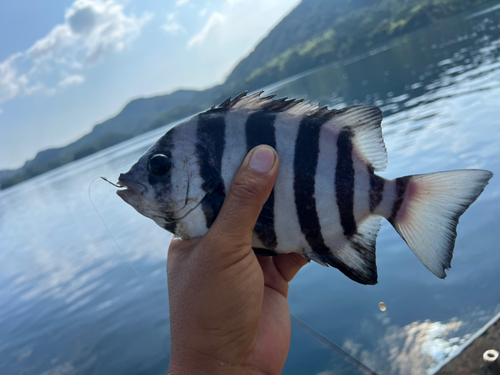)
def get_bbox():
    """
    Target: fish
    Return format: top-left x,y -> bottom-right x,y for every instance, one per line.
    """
116,91 -> 493,285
